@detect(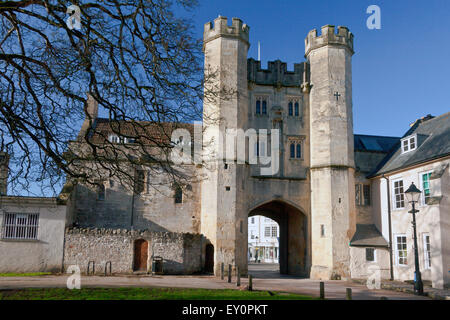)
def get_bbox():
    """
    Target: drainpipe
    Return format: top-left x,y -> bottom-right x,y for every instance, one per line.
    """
382,174 -> 394,281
